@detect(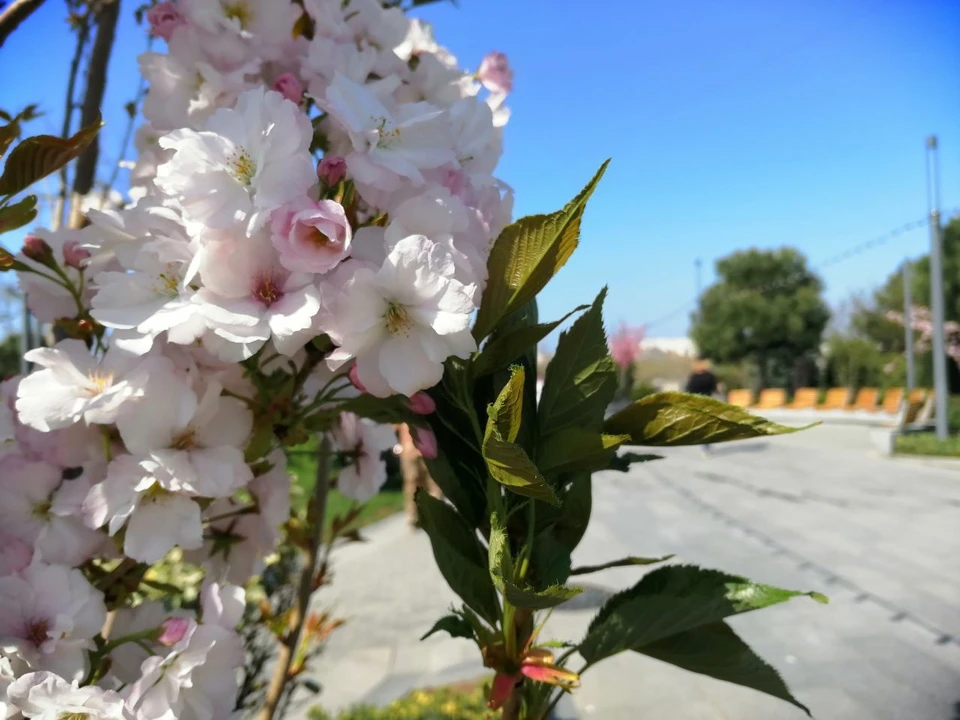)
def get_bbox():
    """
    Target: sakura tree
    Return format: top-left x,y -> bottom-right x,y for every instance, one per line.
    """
0,1 -> 826,719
